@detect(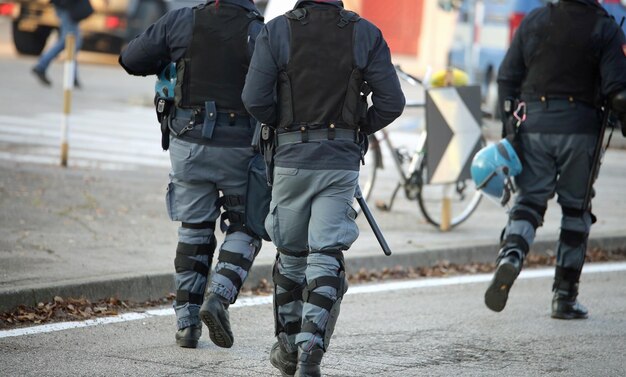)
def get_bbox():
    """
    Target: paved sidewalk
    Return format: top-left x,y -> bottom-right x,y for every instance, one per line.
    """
1,142 -> 626,313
